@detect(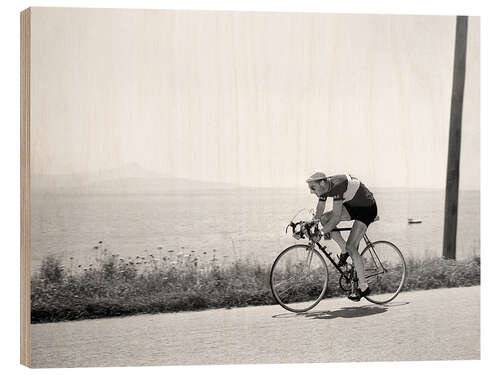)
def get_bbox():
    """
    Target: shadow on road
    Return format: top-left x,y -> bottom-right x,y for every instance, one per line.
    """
383,301 -> 410,307
301,305 -> 387,320
272,302 -> 411,320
